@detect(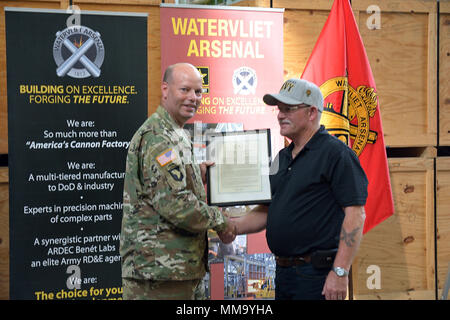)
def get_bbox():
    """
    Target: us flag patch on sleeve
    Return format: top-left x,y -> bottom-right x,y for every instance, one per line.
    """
156,148 -> 176,167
